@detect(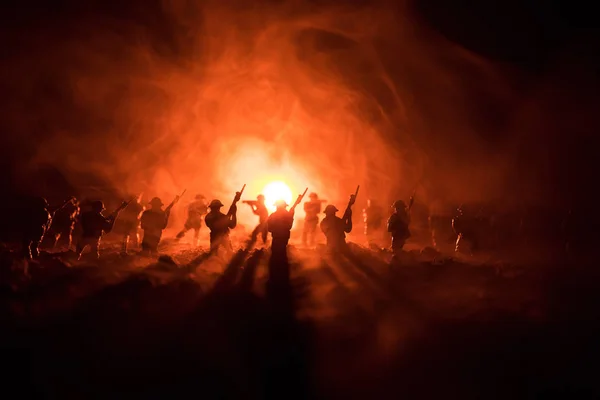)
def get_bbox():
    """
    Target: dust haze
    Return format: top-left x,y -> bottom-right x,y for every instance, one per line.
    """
3,0 -> 592,225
